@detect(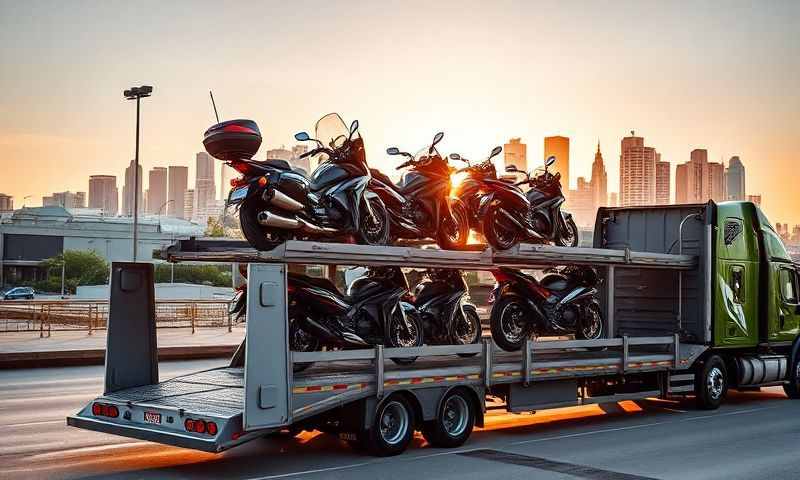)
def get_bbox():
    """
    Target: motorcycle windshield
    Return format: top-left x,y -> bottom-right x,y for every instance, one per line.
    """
313,113 -> 364,165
